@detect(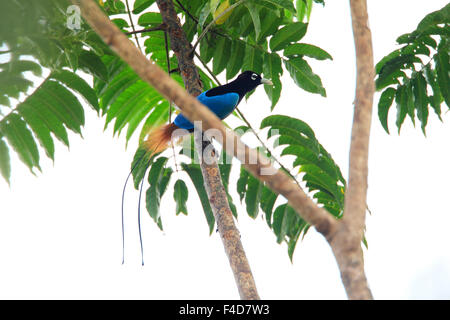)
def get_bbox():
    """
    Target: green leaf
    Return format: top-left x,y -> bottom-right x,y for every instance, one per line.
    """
182,163 -> 215,234
198,2 -> 212,31
378,87 -> 396,134
237,165 -> 249,202
145,157 -> 169,228
242,45 -> 263,76
272,203 -> 298,243
19,103 -> 55,160
137,12 -> 163,26
0,138 -> 11,185
263,52 -> 283,110
200,35 -> 217,64
37,81 -> 85,134
375,54 -> 420,90
270,22 -> 308,51
405,80 -> 416,126
260,186 -> 278,227
131,147 -> 152,189
395,85 -> 408,132
78,50 -> 108,82
284,43 -> 332,60
212,36 -> 231,75
0,113 -> 40,173
174,179 -> 188,216
159,167 -> 173,197
261,0 -> 296,12
416,3 -> 450,33
424,65 -> 443,120
435,42 -> 449,108
50,70 -> 99,112
133,0 -> 156,14
284,57 -> 326,96
412,72 -> 429,134
226,40 -> 245,80
245,174 -> 263,218
245,2 -> 261,40
261,115 -> 317,141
